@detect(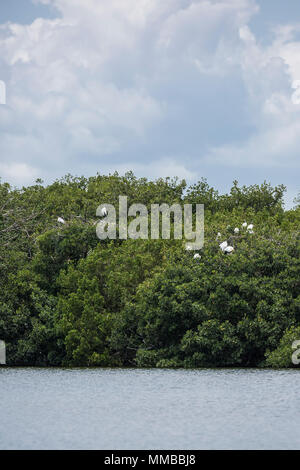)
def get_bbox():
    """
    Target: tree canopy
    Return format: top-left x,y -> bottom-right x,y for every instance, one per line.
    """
0,172 -> 299,368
